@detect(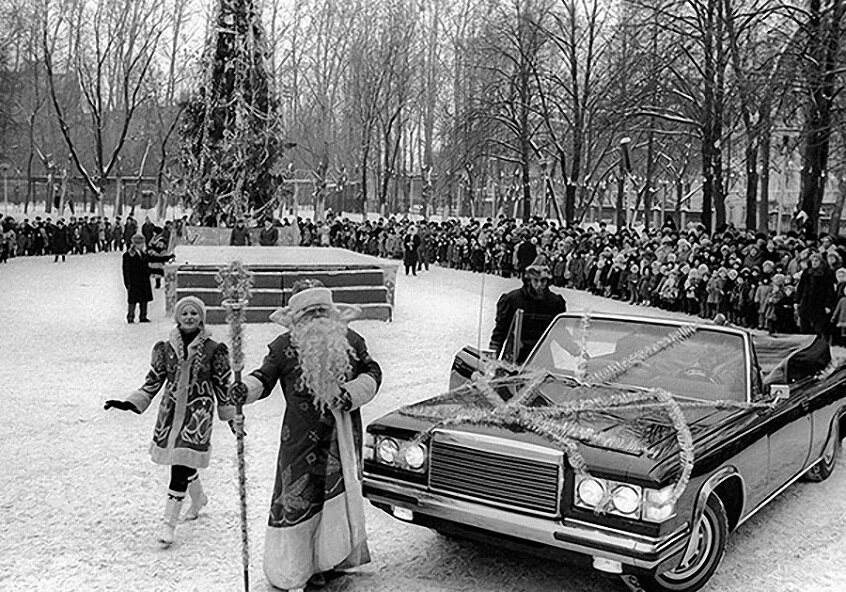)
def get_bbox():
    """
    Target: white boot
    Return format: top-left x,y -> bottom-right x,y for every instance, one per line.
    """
158,491 -> 184,546
183,476 -> 208,521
